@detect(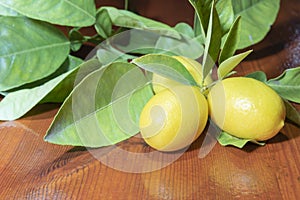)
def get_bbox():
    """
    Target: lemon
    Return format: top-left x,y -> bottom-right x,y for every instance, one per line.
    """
207,77 -> 286,141
139,85 -> 208,151
152,56 -> 212,94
